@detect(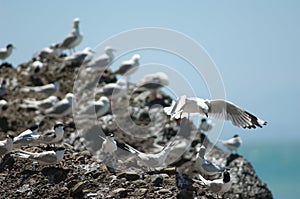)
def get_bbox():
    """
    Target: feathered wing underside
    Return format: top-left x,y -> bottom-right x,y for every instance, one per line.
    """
169,95 -> 186,119
206,100 -> 267,129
